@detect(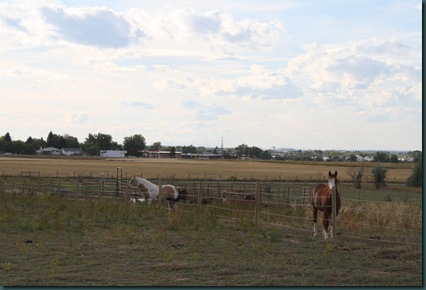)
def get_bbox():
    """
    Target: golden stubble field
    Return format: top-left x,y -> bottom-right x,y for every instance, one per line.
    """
0,156 -> 414,182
